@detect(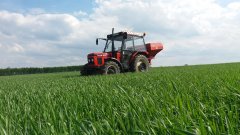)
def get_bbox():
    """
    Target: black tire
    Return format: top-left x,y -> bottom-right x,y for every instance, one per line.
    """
131,55 -> 149,72
80,64 -> 89,76
102,61 -> 120,75
81,64 -> 101,76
